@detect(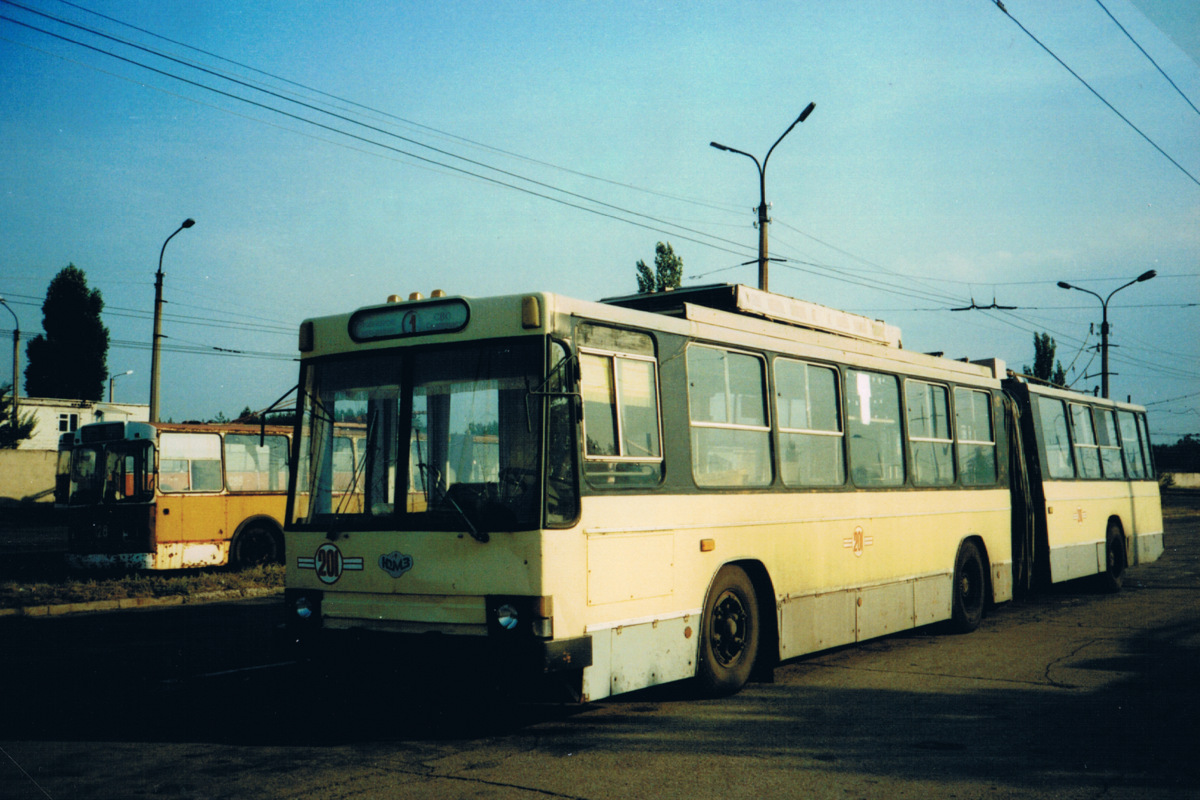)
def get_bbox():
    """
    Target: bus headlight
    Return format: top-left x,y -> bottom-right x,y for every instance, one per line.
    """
286,589 -> 322,628
496,603 -> 519,630
487,595 -> 553,639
